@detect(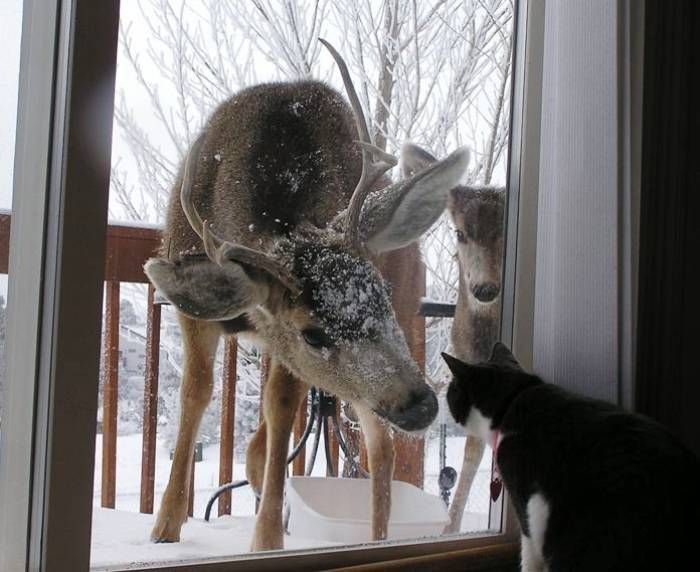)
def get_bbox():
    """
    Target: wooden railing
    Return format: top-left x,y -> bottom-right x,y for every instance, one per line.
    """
0,212 -> 424,517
